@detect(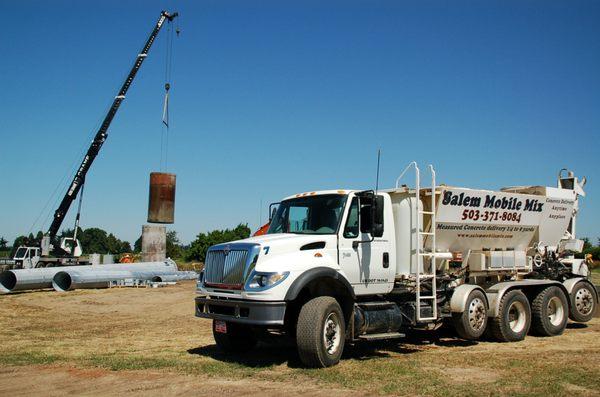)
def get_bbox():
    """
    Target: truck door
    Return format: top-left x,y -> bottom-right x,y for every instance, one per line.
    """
30,248 -> 40,268
338,195 -> 393,295
24,248 -> 35,269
